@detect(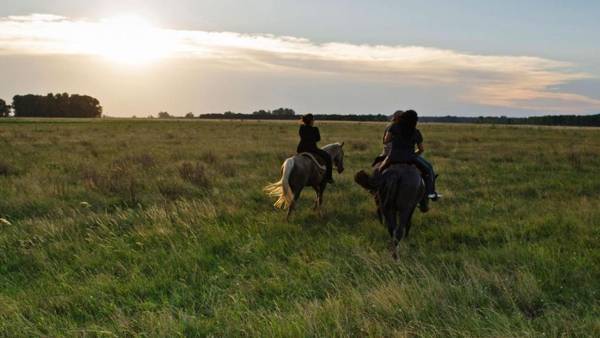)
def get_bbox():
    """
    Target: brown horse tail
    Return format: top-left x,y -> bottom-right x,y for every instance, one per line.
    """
264,157 -> 295,209
380,171 -> 402,210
